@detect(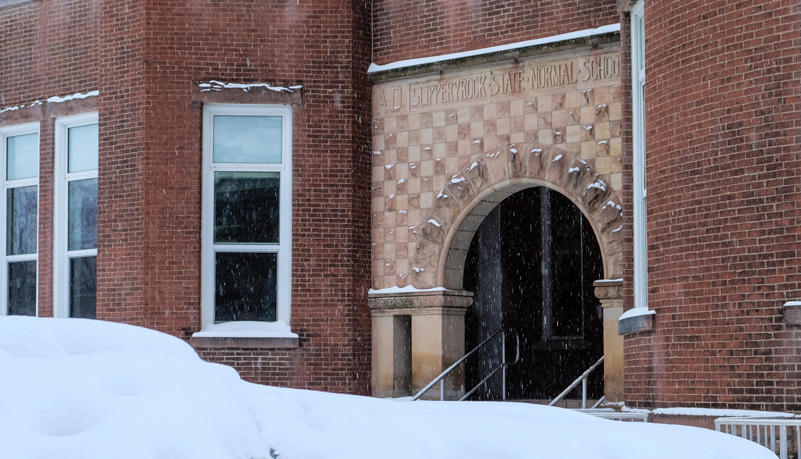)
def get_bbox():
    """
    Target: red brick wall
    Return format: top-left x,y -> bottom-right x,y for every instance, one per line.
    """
2,0 -> 372,394
0,0 -> 99,106
138,0 -> 372,393
0,0 -> 102,317
372,0 -> 619,65
623,1 -> 801,411
96,0 -> 148,327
